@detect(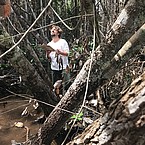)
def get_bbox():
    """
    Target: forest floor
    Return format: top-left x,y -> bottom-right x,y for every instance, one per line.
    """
0,89 -> 94,145
0,96 -> 43,145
